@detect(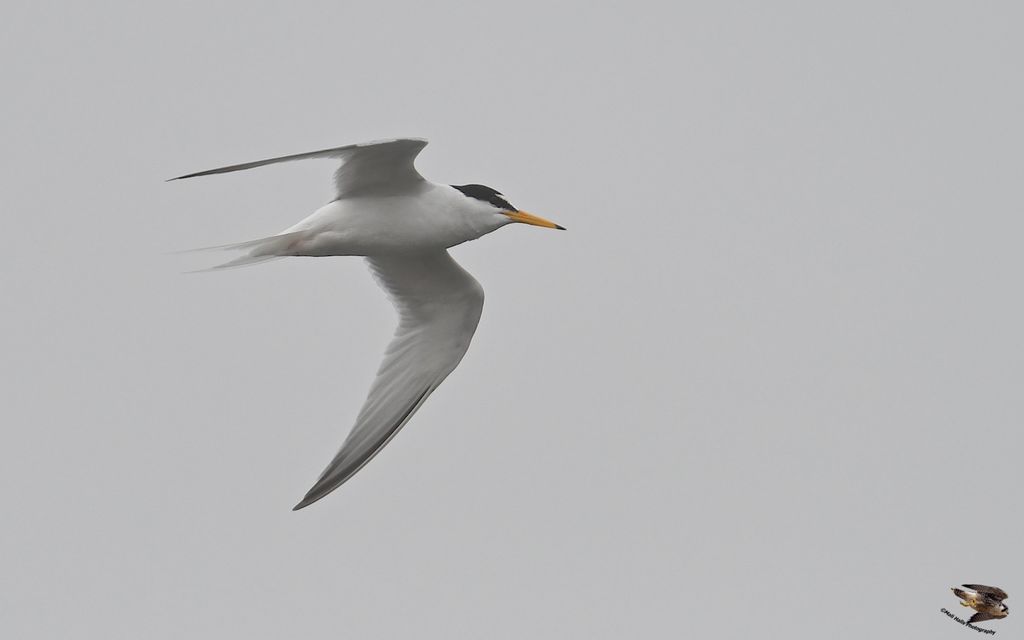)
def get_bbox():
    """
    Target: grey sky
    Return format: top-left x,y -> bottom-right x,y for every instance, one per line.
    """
3,1 -> 1022,637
